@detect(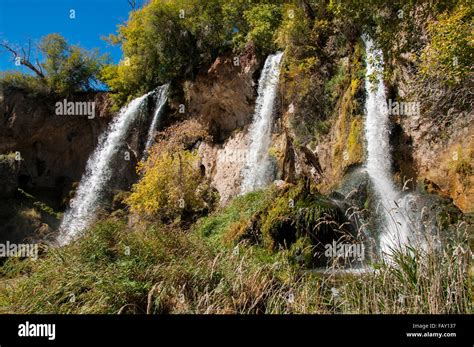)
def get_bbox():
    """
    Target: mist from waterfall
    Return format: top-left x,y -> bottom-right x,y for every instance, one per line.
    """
57,92 -> 152,245
363,37 -> 410,256
144,84 -> 169,153
240,52 -> 283,194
